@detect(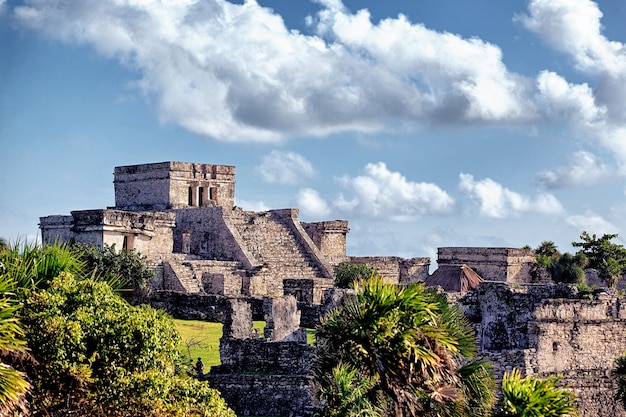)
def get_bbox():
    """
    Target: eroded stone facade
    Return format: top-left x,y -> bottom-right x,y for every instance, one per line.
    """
40,161 -> 432,298
437,247 -> 536,283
